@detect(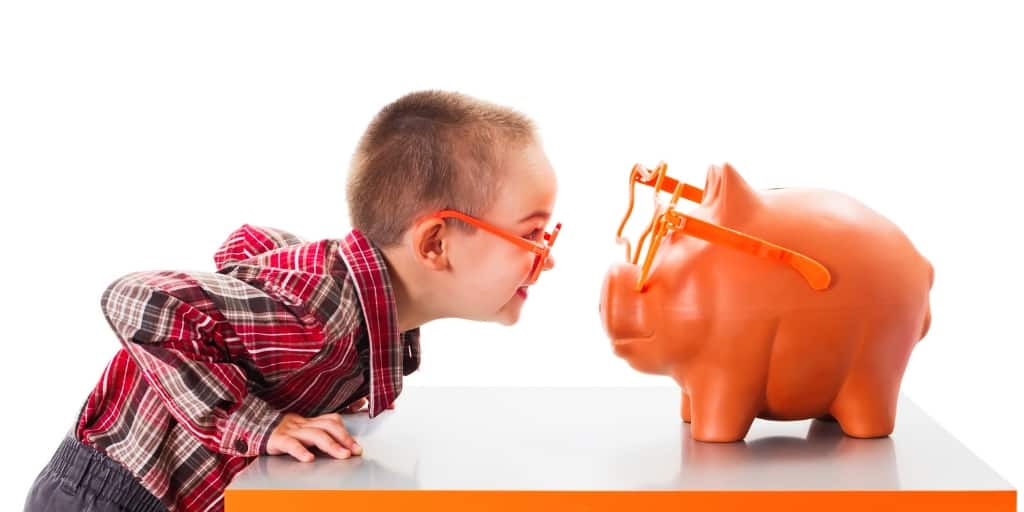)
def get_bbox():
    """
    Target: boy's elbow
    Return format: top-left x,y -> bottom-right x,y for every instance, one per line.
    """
101,272 -> 143,341
100,271 -> 217,347
100,271 -> 166,344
